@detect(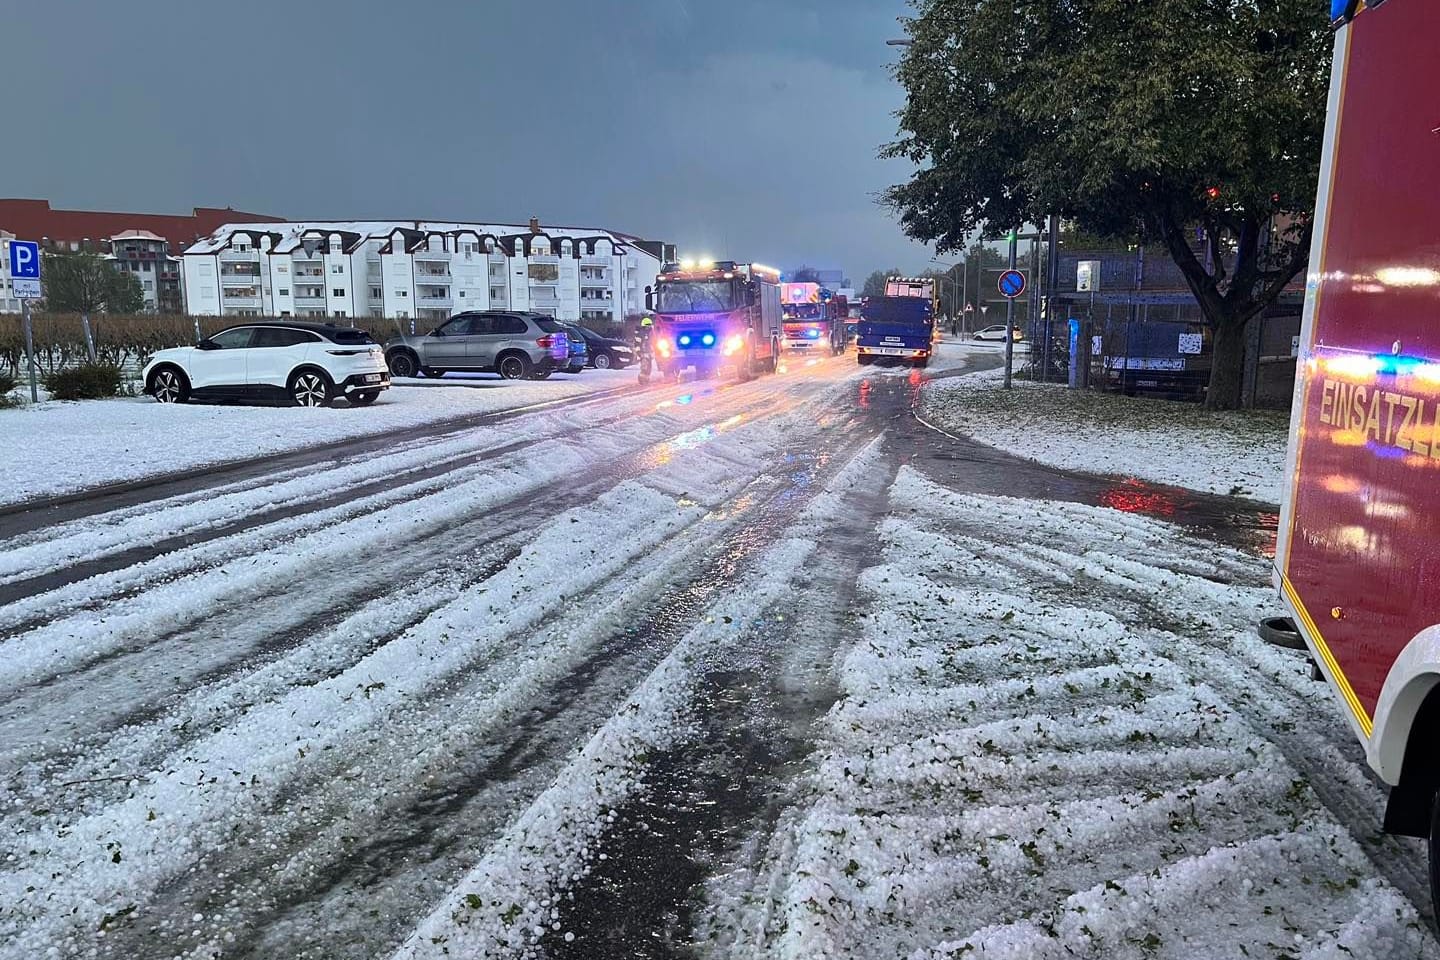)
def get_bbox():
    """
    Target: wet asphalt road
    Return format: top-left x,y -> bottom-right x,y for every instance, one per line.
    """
0,349 -> 1284,959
